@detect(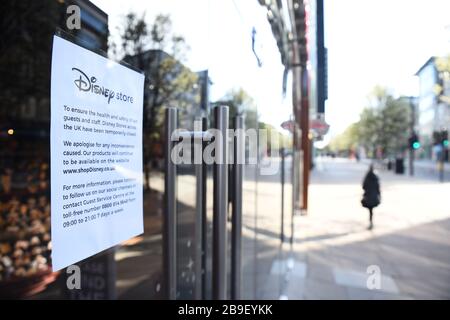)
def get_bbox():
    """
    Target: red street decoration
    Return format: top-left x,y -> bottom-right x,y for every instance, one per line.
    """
281,120 -> 295,132
310,118 -> 329,135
